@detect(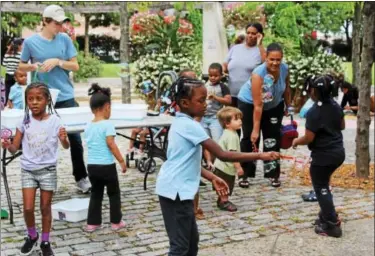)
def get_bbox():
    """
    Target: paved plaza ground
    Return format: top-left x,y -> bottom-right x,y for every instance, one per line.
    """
1,79 -> 374,255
